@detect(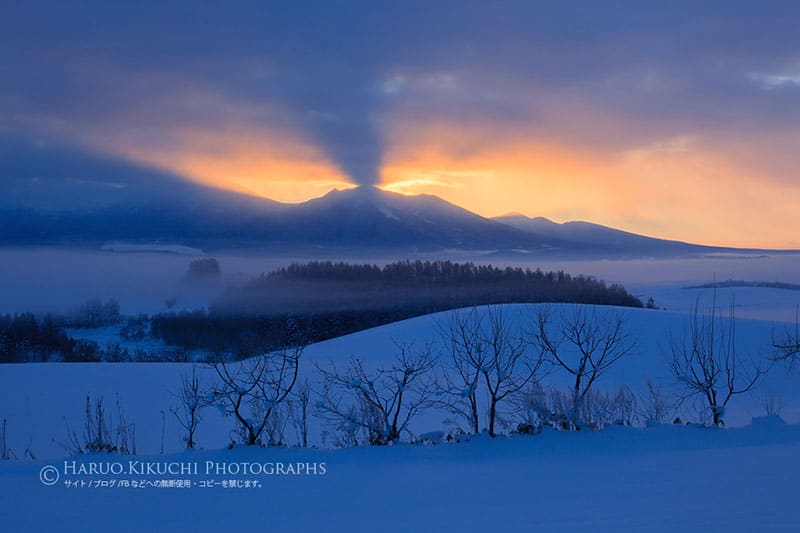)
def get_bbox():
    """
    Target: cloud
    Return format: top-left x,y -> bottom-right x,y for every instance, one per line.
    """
2,1 -> 800,245
749,72 -> 800,90
0,133 -> 195,209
